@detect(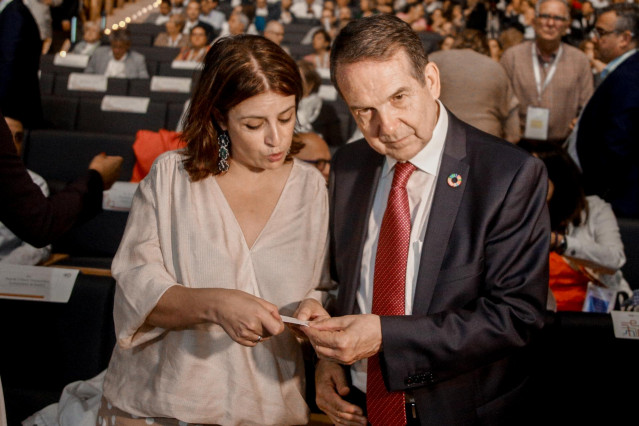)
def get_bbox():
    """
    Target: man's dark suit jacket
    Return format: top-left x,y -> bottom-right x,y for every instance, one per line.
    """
329,112 -> 550,424
577,51 -> 639,218
0,110 -> 103,248
0,0 -> 43,128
